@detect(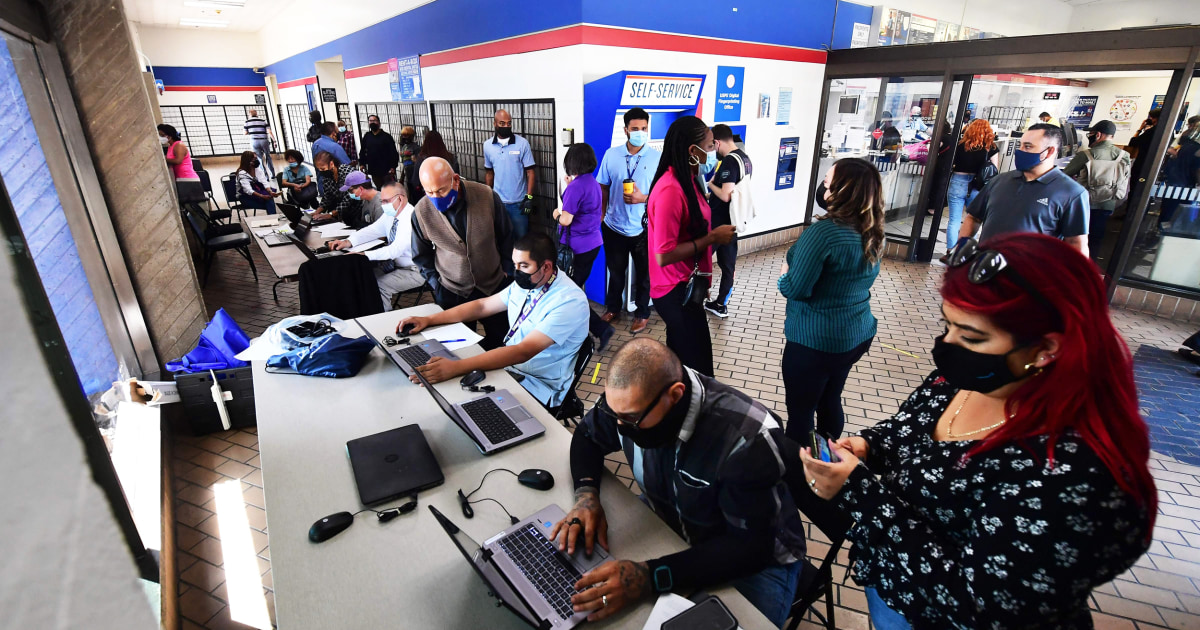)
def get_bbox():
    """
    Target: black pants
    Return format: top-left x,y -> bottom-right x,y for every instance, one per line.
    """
714,233 -> 738,305
653,283 -> 713,376
570,246 -> 614,339
602,223 -> 651,319
437,284 -> 510,351
781,337 -> 873,442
